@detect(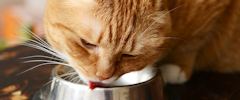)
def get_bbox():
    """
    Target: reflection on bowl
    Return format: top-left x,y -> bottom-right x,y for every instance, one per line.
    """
111,65 -> 157,86
33,65 -> 168,100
